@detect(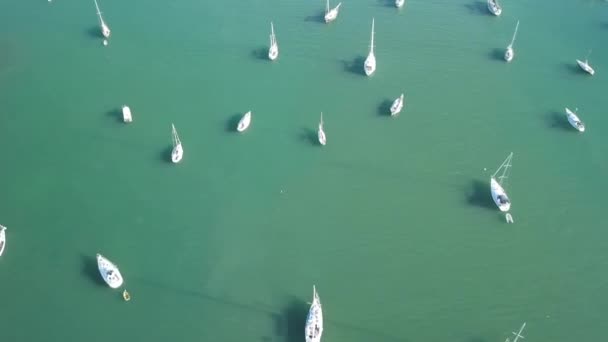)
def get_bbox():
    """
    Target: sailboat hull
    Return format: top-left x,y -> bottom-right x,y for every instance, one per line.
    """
576,60 -> 595,75
396,0 -> 405,8
122,106 -> 132,123
237,112 -> 252,132
565,108 -> 585,132
390,94 -> 404,116
490,178 -> 511,212
305,286 -> 324,342
504,47 -> 514,62
96,254 -> 124,289
364,53 -> 376,76
324,3 -> 341,23
0,226 -> 6,257
172,144 -> 184,163
487,0 -> 502,16
318,126 -> 326,146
